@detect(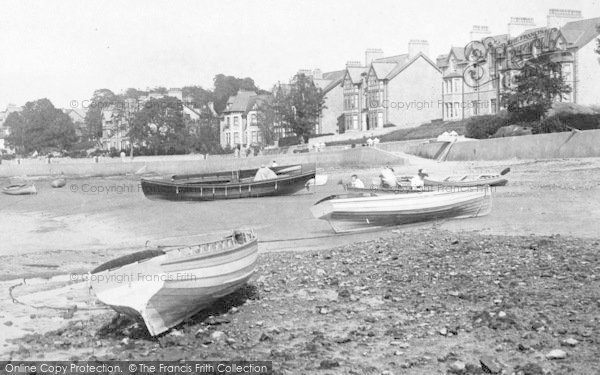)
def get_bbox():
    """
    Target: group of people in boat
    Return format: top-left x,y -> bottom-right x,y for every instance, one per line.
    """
348,165 -> 429,190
